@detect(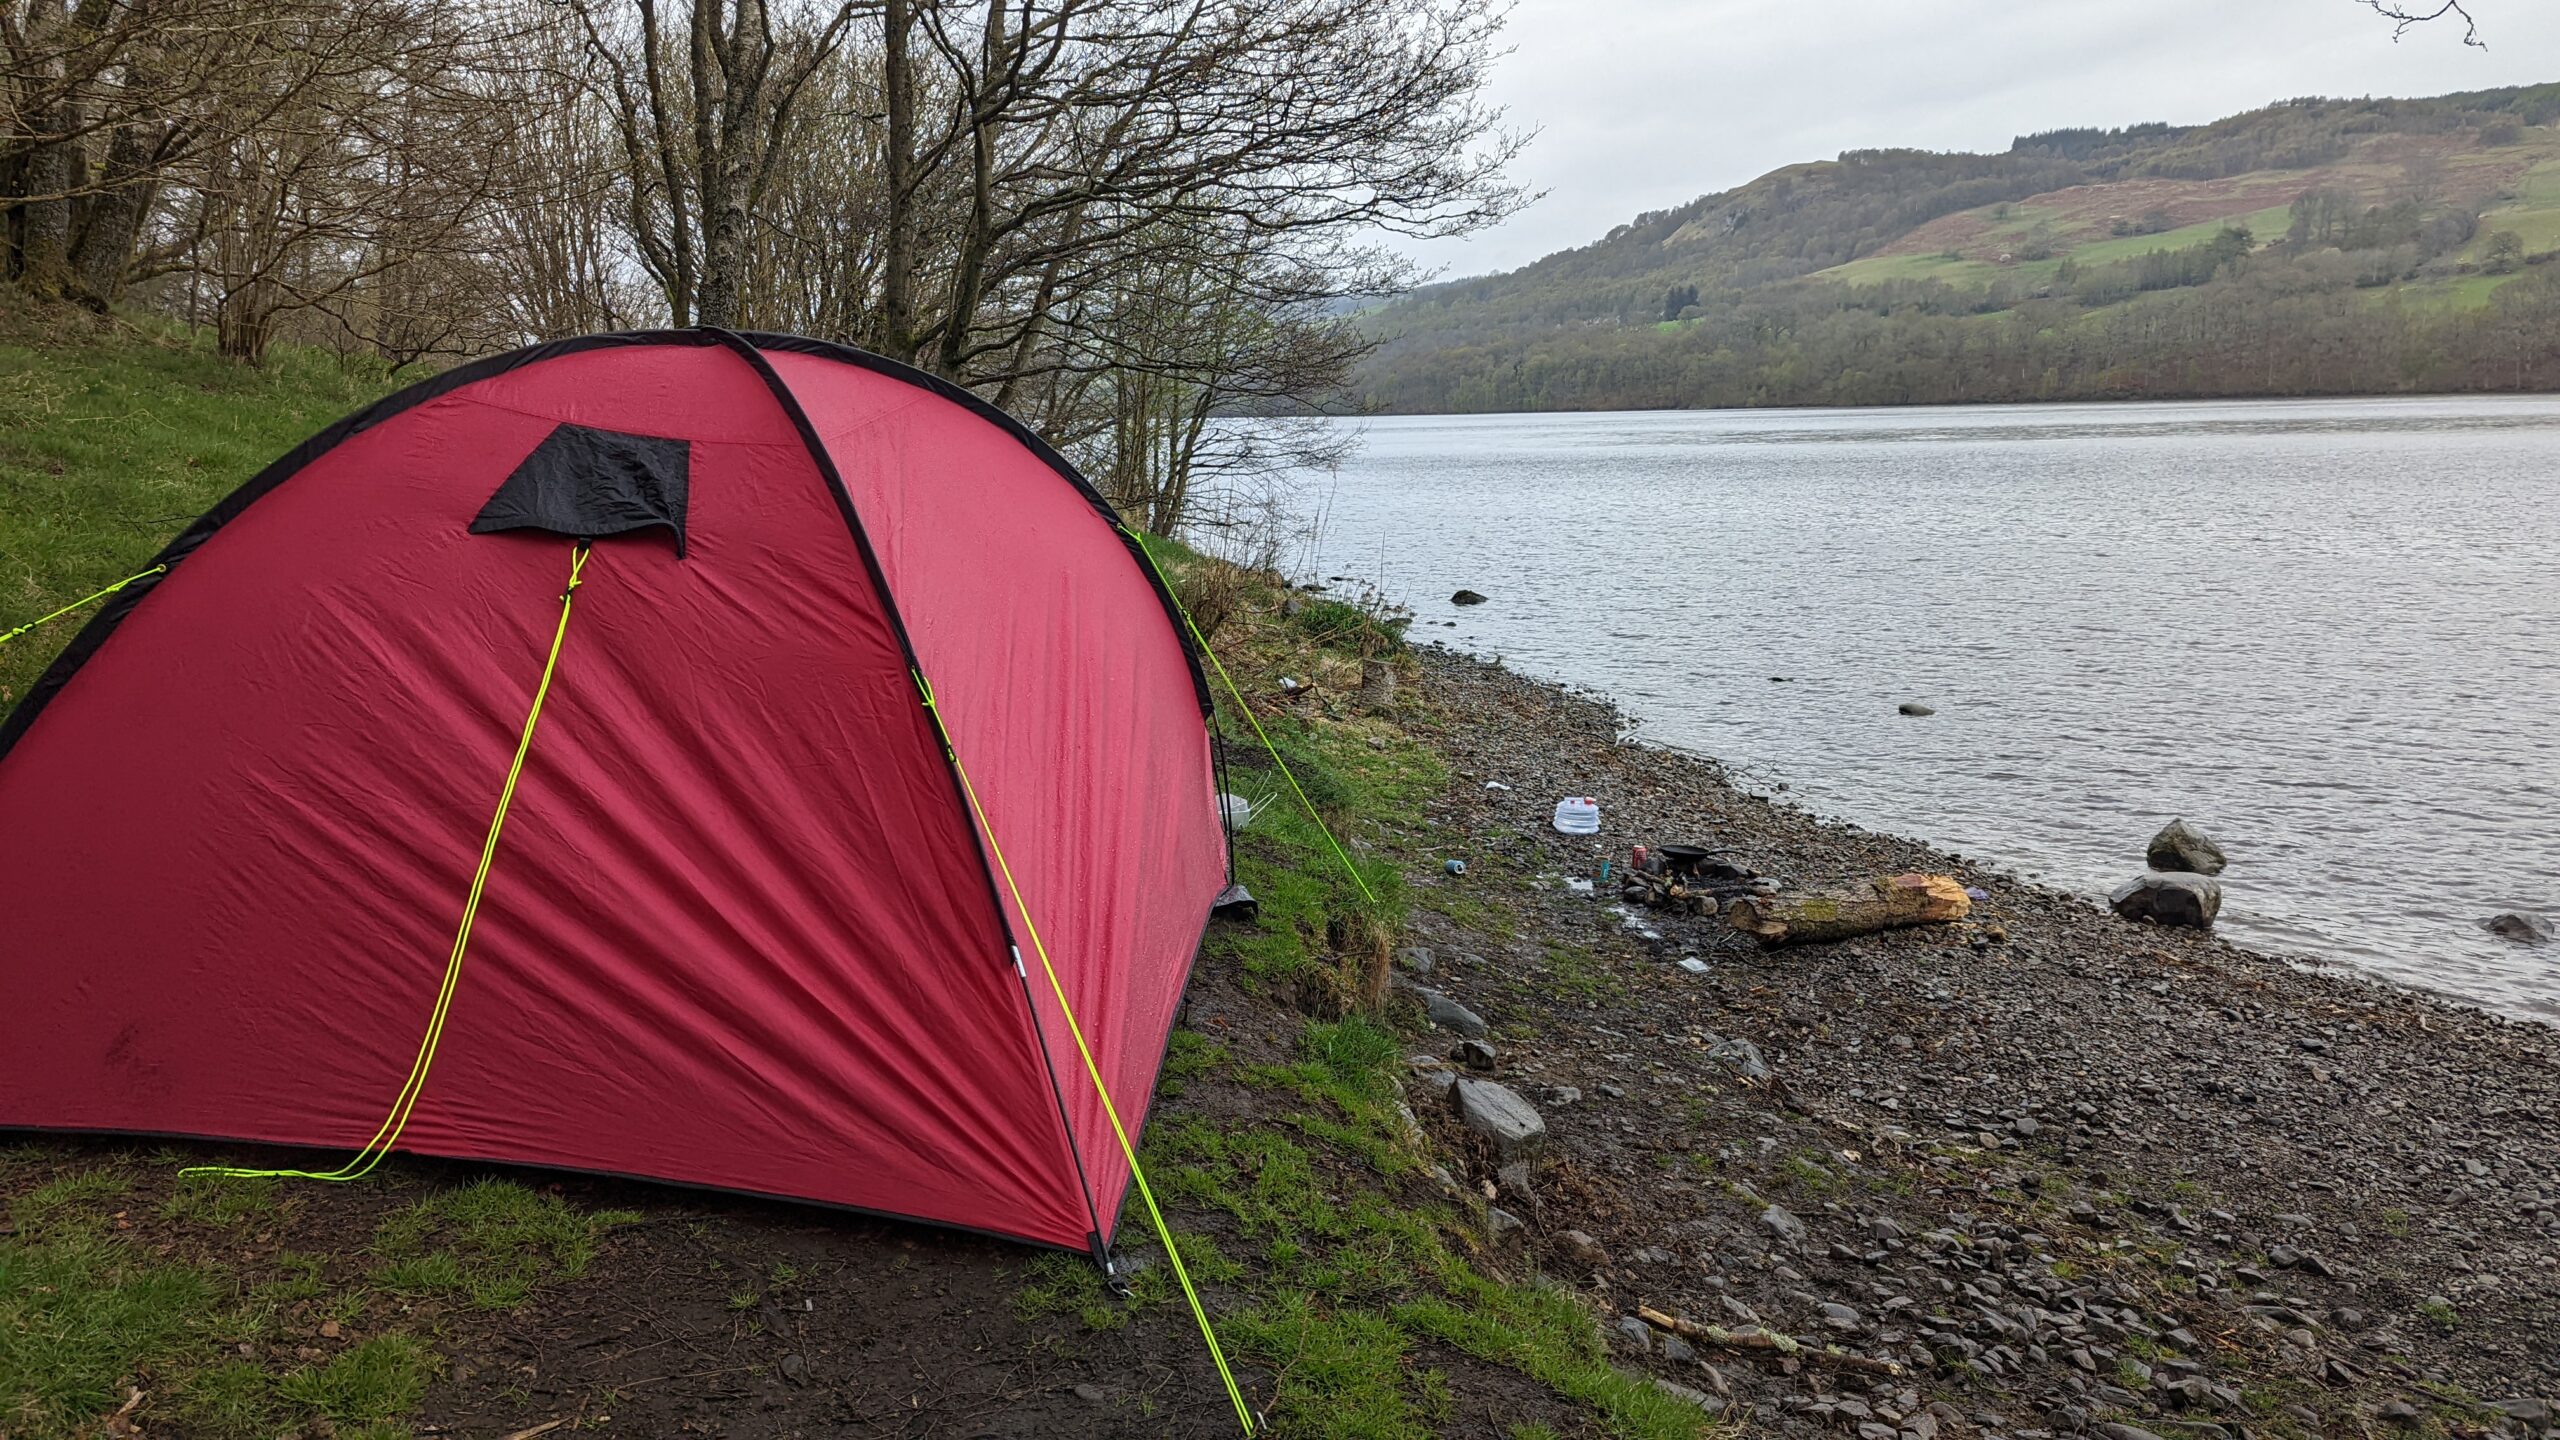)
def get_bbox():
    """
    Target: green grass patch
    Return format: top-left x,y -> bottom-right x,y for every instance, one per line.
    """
1227,1294 -> 1439,1439
0,310 -> 397,711
0,1227 -> 219,1437
370,1178 -> 641,1310
1400,1274 -> 1711,1440
161,1172 -> 282,1229
274,1333 -> 433,1427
